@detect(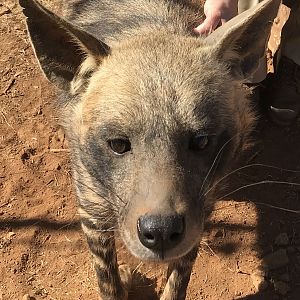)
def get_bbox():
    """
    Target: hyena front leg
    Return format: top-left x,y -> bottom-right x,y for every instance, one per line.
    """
81,217 -> 131,300
160,247 -> 198,300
